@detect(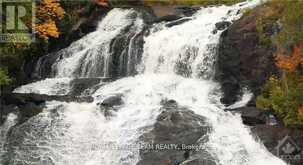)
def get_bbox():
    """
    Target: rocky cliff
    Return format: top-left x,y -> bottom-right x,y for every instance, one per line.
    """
215,5 -> 280,105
